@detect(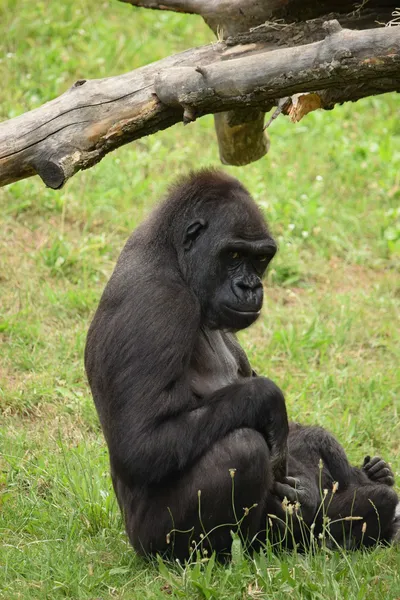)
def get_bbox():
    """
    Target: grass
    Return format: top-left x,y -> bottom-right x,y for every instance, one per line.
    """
0,0 -> 400,598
